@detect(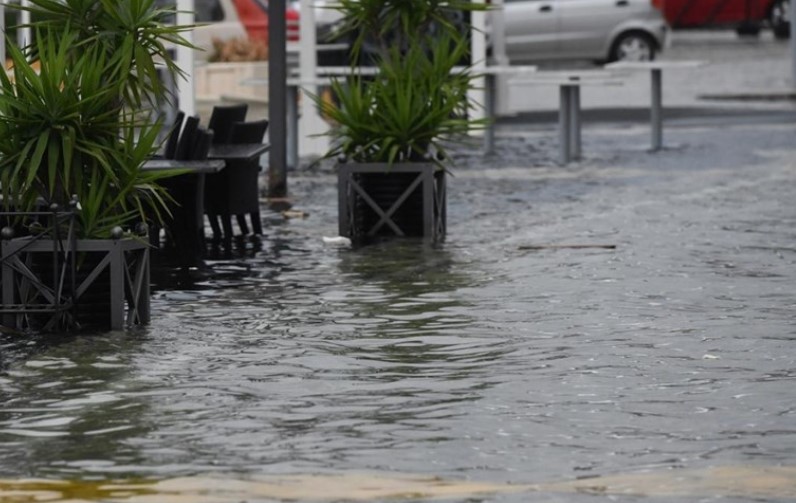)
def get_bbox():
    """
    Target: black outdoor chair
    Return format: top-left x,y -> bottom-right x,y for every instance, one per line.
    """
163,110 -> 185,160
147,112 -> 196,249
229,119 -> 269,236
230,118 -> 269,144
157,119 -> 214,266
207,103 -> 248,145
174,115 -> 201,161
204,118 -> 269,243
150,114 -> 198,247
